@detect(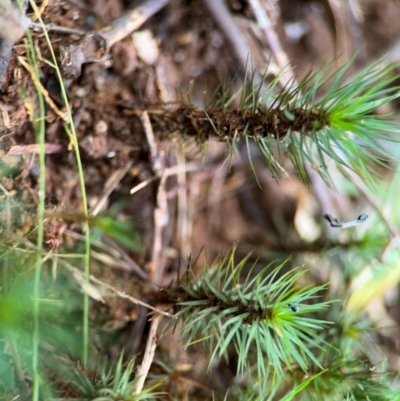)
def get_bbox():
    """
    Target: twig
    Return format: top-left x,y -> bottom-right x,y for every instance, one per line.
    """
60,259 -> 106,304
101,236 -> 150,281
140,110 -> 169,284
89,160 -> 133,217
30,0 -> 48,22
140,110 -> 163,176
130,175 -> 159,195
248,0 -> 296,86
176,153 -> 193,262
152,171 -> 168,285
304,164 -> 342,216
4,143 -> 63,155
185,179 -> 200,252
99,0 -> 170,49
89,274 -> 176,318
29,22 -> 86,36
64,230 -> 150,282
207,162 -> 228,233
166,165 -> 216,200
18,56 -> 68,122
201,0 -> 260,82
90,249 -> 147,277
130,162 -> 200,195
325,0 -> 354,59
133,314 -> 162,394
